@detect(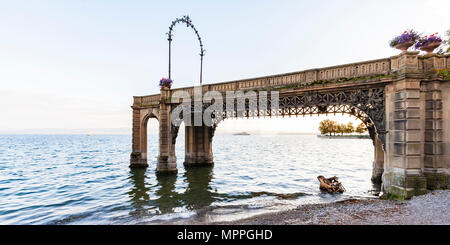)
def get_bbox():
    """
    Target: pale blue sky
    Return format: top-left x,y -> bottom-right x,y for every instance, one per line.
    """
0,0 -> 448,134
